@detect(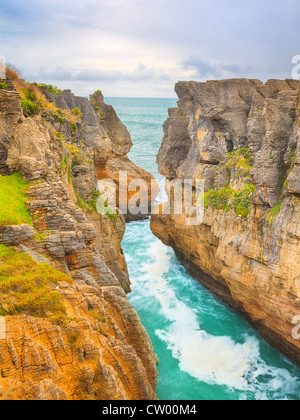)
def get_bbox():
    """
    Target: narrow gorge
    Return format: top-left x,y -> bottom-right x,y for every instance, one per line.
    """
0,70 -> 300,401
